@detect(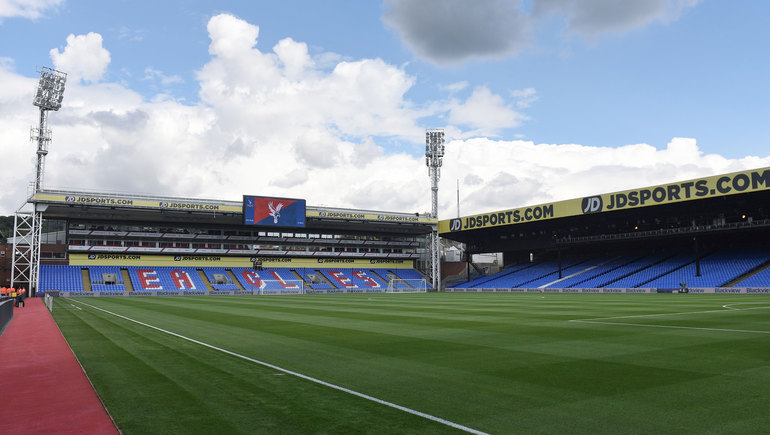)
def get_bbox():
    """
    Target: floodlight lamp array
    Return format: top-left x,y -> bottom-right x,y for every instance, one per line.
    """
33,67 -> 67,111
425,128 -> 445,168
